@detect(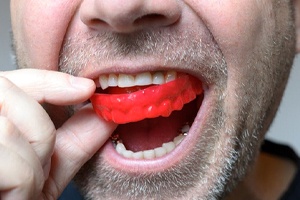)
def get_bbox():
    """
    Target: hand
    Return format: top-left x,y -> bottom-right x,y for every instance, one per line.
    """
0,69 -> 117,200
